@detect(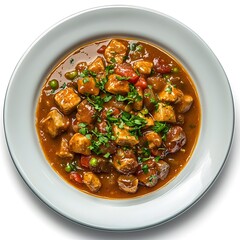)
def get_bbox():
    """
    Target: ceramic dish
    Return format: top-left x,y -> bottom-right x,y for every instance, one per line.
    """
4,6 -> 234,231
